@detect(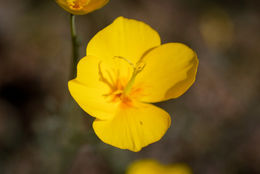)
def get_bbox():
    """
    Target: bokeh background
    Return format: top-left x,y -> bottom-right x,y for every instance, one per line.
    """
0,0 -> 260,173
